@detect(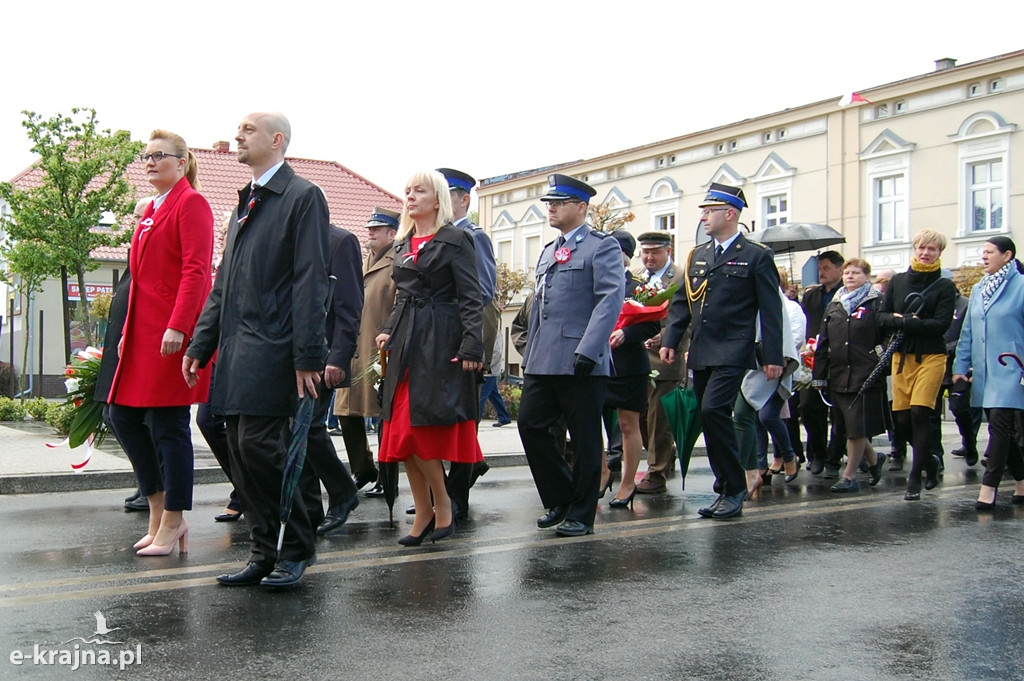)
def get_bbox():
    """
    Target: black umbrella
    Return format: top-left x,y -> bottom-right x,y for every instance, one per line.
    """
277,393 -> 315,553
375,350 -> 400,527
859,292 -> 927,396
747,222 -> 846,254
